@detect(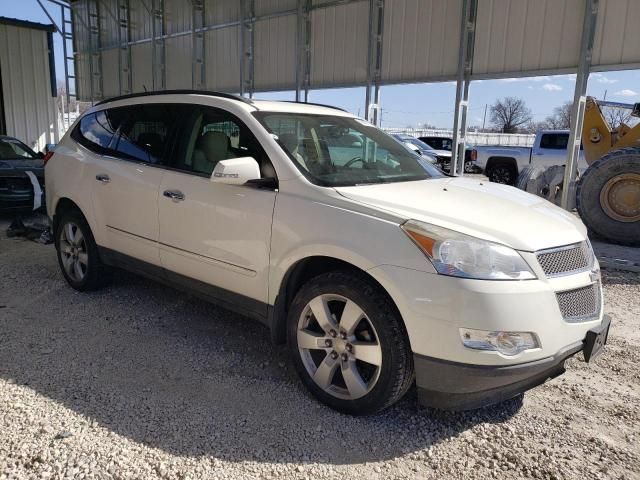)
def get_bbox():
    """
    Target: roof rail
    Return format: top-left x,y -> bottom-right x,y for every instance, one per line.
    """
278,100 -> 349,113
95,90 -> 254,107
